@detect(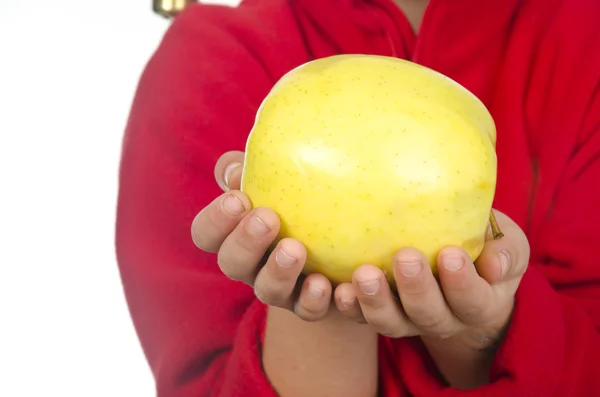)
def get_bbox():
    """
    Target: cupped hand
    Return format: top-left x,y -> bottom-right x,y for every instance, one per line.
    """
334,210 -> 530,349
193,151 -> 530,346
192,151 -> 338,322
